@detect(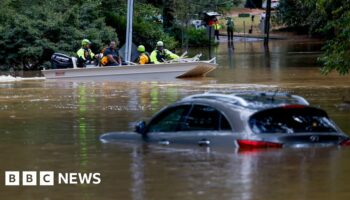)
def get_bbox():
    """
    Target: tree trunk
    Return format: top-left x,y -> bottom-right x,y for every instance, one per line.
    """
163,0 -> 175,31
